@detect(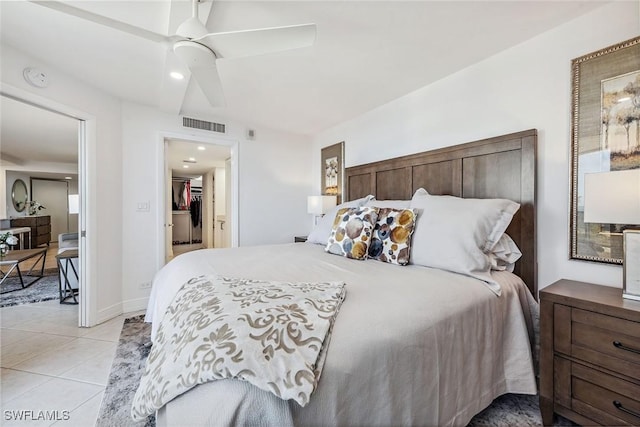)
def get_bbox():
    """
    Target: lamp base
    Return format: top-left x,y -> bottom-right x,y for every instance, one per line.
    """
623,230 -> 640,300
